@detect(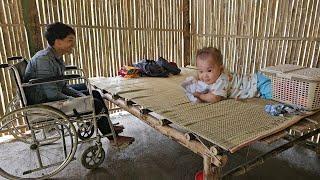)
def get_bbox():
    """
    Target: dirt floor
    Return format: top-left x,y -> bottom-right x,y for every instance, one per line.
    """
1,112 -> 319,180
